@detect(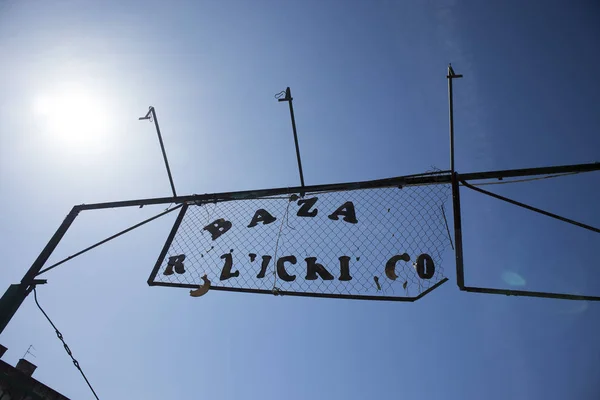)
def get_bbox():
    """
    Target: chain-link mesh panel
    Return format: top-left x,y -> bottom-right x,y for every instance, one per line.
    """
149,182 -> 452,299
